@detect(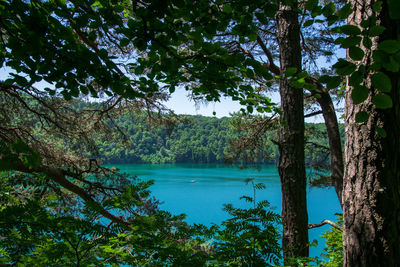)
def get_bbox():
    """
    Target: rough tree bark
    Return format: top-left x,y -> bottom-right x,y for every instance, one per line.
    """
343,1 -> 400,266
276,1 -> 309,261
